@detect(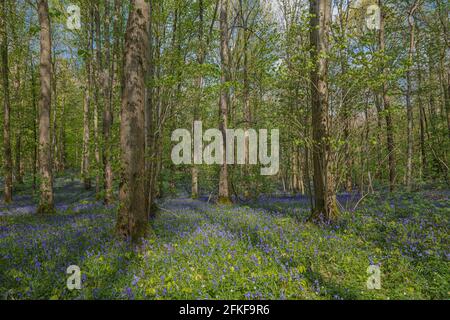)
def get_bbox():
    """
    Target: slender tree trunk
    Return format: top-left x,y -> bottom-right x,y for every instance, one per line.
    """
51,51 -> 58,172
145,0 -> 154,214
405,1 -> 420,190
93,5 -> 102,198
304,112 -> 314,209
58,97 -> 66,171
309,0 -> 338,223
363,93 -> 370,193
192,0 -> 204,200
292,150 -> 299,193
37,0 -> 54,214
374,92 -> 383,180
82,11 -> 93,190
102,0 -> 114,205
298,150 -> 305,194
30,54 -> 38,191
240,0 -> 252,199
1,0 -> 12,203
343,112 -> 352,192
337,6 -> 352,193
218,0 -> 231,204
15,129 -> 22,184
12,67 -> 24,184
147,5 -> 162,216
437,0 -> 450,135
379,0 -> 396,192
417,59 -> 427,179
116,0 -> 149,242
